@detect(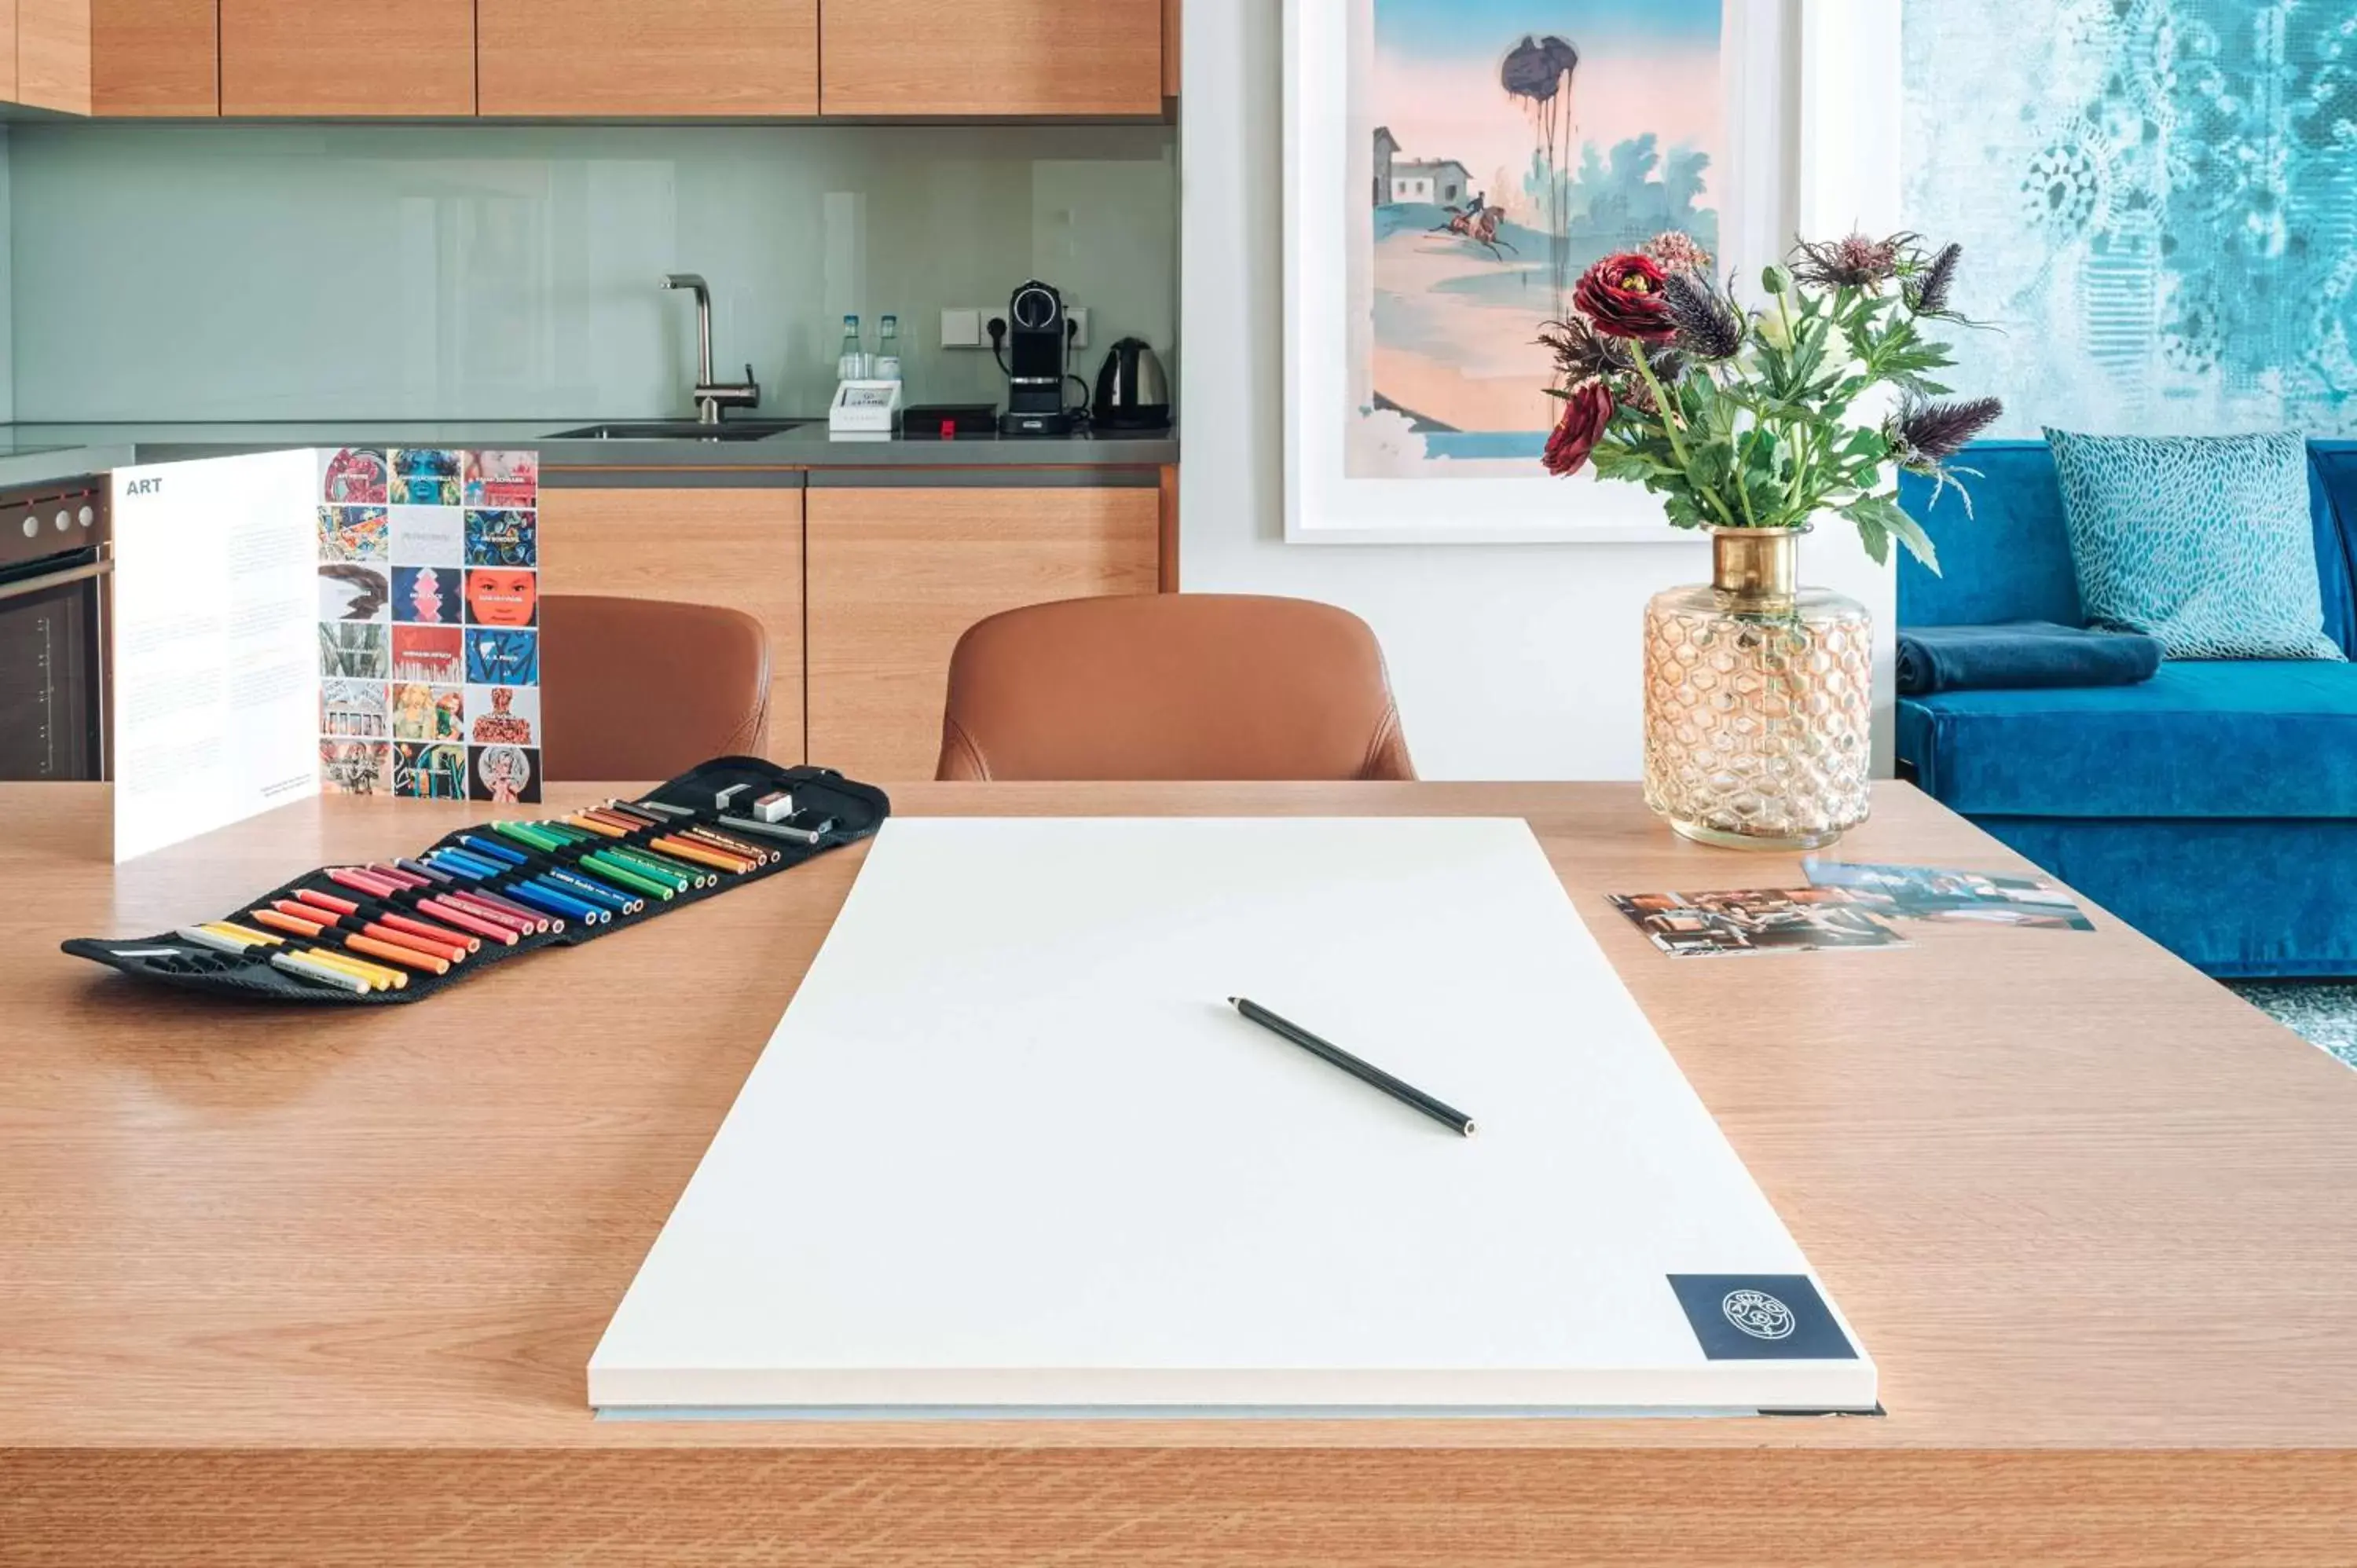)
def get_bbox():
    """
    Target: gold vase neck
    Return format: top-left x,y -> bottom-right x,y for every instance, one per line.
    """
1710,527 -> 1805,600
